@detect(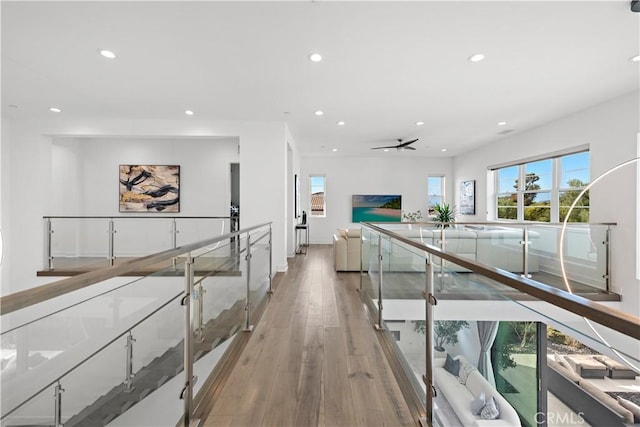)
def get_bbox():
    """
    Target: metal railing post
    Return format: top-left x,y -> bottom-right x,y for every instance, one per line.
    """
521,225 -> 531,278
180,255 -> 198,427
375,234 -> 384,330
242,234 -> 254,332
108,218 -> 116,266
46,218 -> 54,270
194,282 -> 204,342
359,232 -> 364,292
422,255 -> 436,427
604,226 -> 611,291
267,225 -> 273,294
124,331 -> 136,391
171,219 -> 178,269
54,381 -> 64,427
